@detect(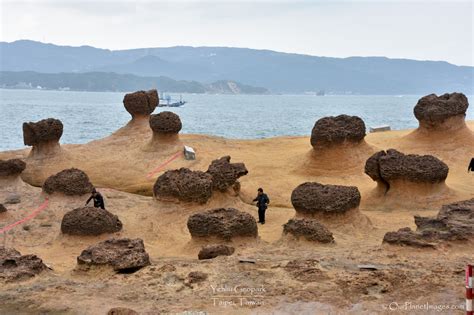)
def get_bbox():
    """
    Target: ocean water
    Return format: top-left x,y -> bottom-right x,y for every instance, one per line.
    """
1,89 -> 473,151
